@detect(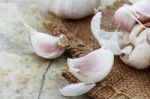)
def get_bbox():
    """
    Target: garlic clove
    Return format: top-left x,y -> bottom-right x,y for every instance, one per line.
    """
120,39 -> 150,69
136,29 -> 150,45
114,5 -> 136,32
68,48 -> 114,83
20,19 -> 67,59
129,24 -> 150,46
21,19 -> 67,59
59,83 -> 95,96
129,24 -> 144,45
91,12 -> 129,55
115,0 -> 150,32
131,0 -> 150,17
129,0 -> 141,4
27,30 -> 67,59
